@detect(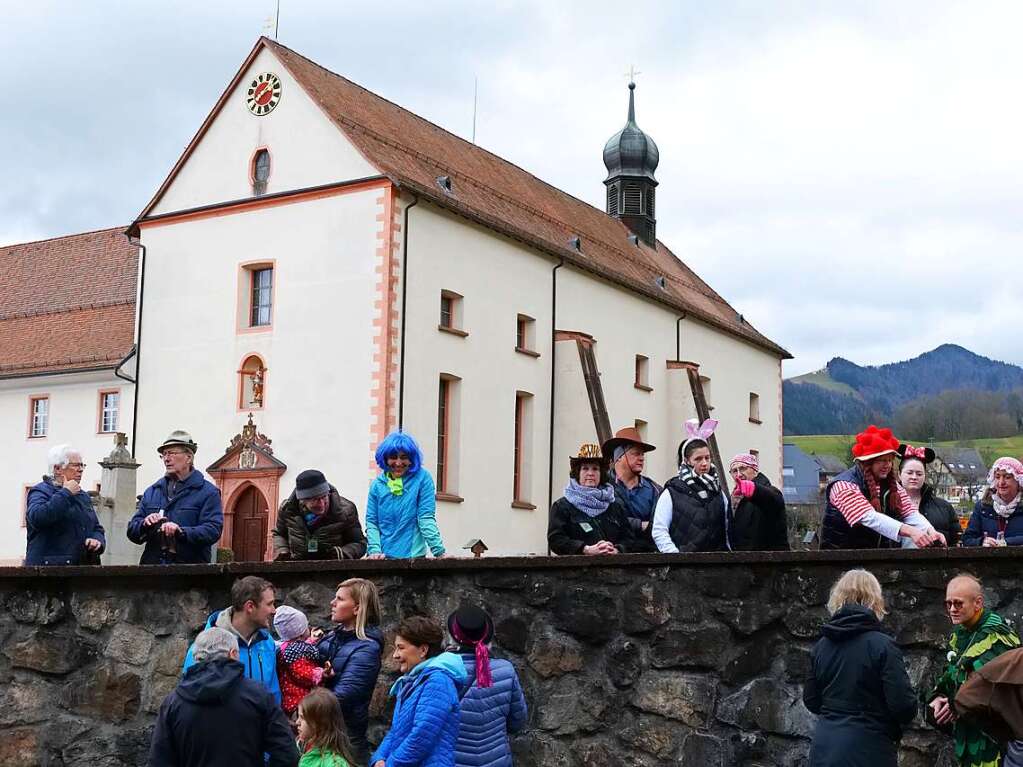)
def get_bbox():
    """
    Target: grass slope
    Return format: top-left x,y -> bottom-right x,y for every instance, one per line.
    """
788,435 -> 1023,467
787,371 -> 860,398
